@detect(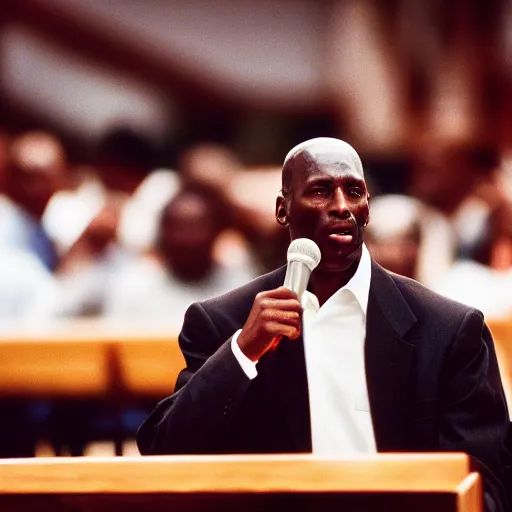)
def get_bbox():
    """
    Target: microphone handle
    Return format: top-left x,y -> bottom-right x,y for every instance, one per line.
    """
269,261 -> 311,352
284,260 -> 312,301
